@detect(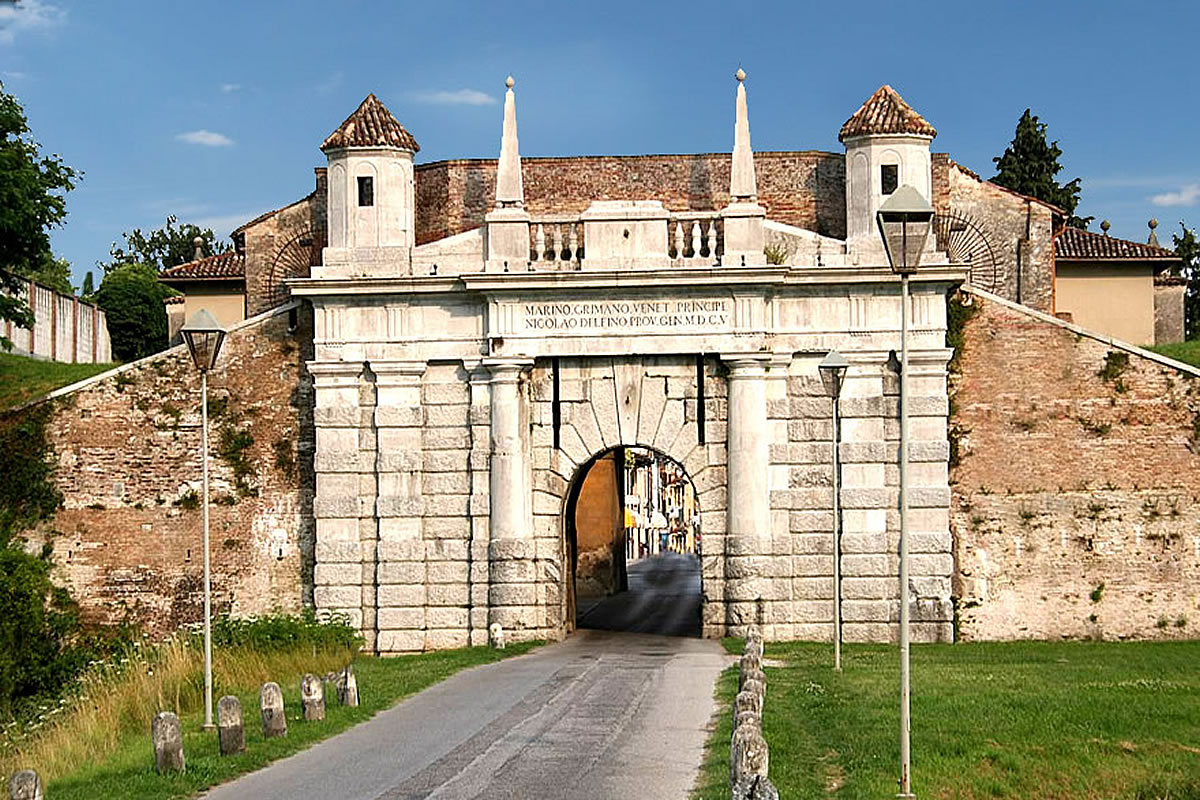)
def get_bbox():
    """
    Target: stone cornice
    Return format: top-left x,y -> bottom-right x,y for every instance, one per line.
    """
289,265 -> 968,298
